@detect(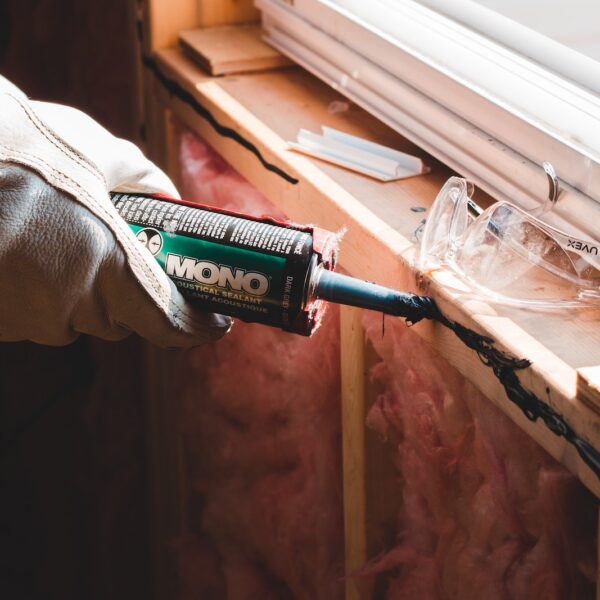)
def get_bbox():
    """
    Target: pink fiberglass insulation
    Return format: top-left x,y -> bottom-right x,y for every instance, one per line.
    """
171,126 -> 345,599
358,311 -> 597,600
